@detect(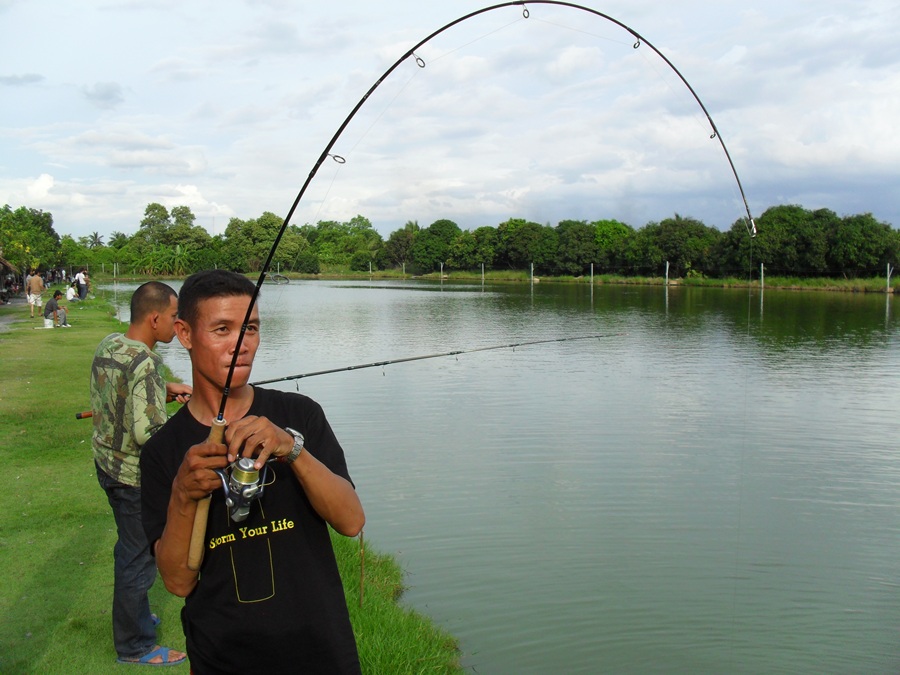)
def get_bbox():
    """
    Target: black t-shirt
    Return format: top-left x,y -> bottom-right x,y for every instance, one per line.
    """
141,387 -> 361,675
43,297 -> 58,318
